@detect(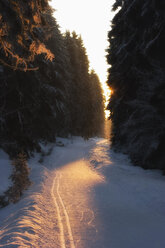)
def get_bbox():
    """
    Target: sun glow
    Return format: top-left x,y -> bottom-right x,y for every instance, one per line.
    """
102,82 -> 111,119
49,0 -> 115,117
